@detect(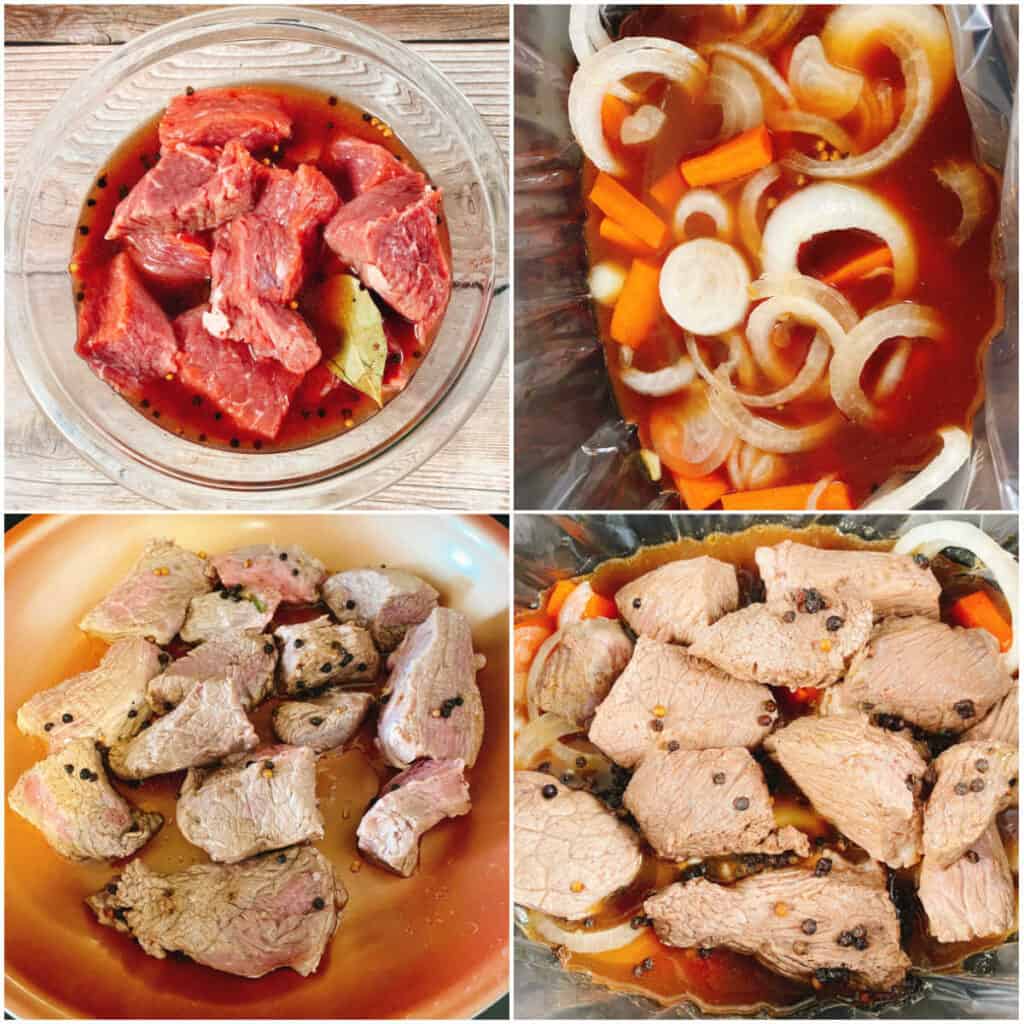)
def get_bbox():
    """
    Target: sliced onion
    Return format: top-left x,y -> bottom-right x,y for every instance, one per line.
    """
787,35 -> 864,119
706,55 -> 764,141
569,38 -> 708,177
934,160 -> 992,247
551,740 -> 611,775
761,182 -> 917,297
727,440 -> 786,490
673,189 -> 733,241
558,580 -> 594,629
660,238 -> 750,334
620,105 -> 667,146
650,385 -> 736,477
738,163 -> 781,259
723,329 -> 758,391
862,426 -> 971,511
534,915 -> 646,954
525,629 -> 562,718
732,6 -> 804,51
620,355 -> 696,396
806,473 -> 837,510
515,711 -> 576,769
568,5 -> 636,101
702,42 -> 795,109
893,511 -> 1017,674
741,321 -> 831,405
829,302 -> 944,422
589,261 -> 627,306
749,273 -> 859,330
874,338 -> 911,400
767,109 -> 857,156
